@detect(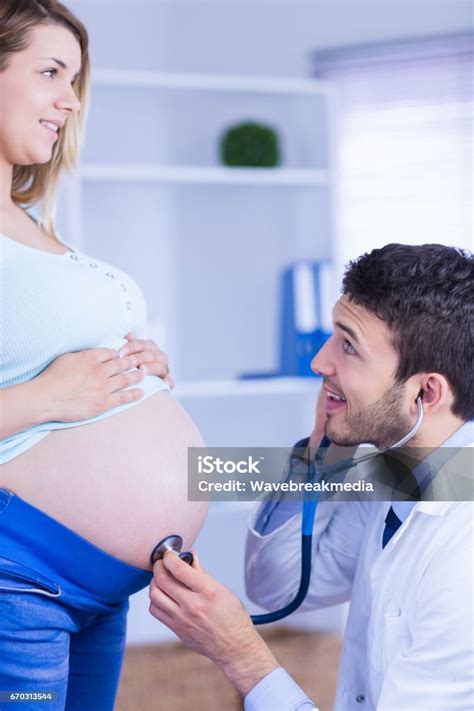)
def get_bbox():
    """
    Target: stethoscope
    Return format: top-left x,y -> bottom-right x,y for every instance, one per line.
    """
150,395 -> 424,626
